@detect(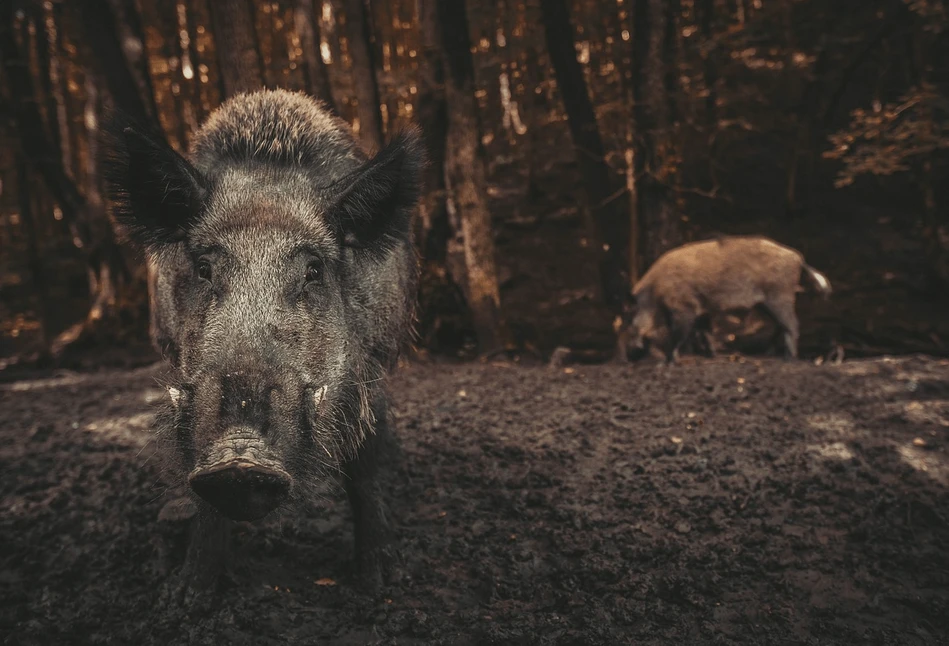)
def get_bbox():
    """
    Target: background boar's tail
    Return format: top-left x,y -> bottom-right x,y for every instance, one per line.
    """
801,264 -> 832,299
